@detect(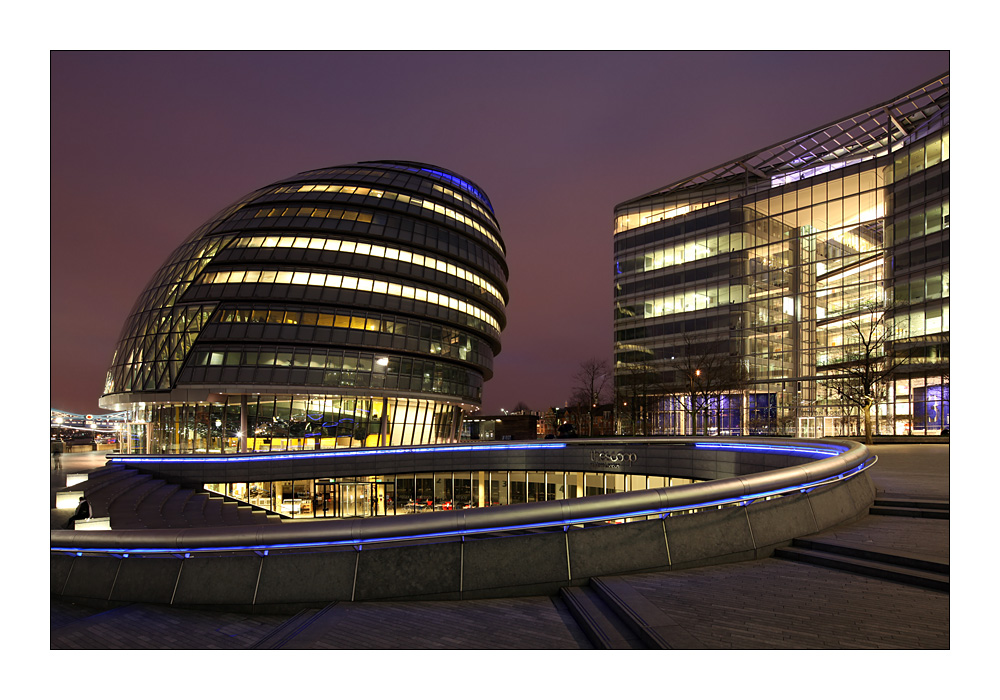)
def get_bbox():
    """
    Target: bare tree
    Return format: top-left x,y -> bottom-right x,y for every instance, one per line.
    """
662,336 -> 749,435
573,358 -> 610,437
825,303 -> 907,444
615,361 -> 662,436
